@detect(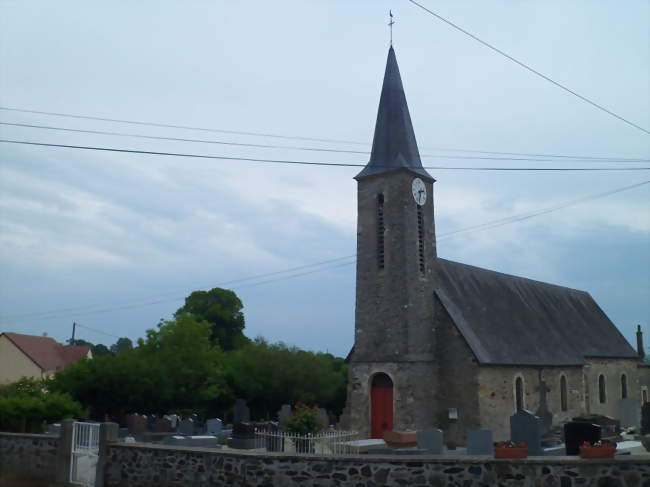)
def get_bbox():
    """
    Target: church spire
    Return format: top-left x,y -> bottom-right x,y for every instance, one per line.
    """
356,46 -> 433,181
